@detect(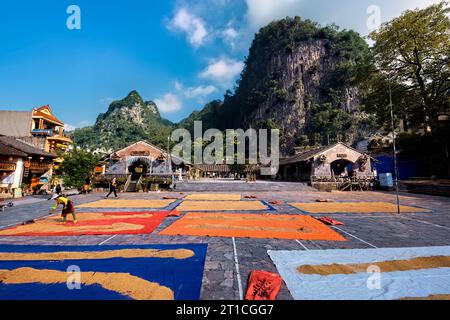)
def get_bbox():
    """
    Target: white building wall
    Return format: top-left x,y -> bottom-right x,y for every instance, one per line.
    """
0,158 -> 24,197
